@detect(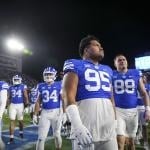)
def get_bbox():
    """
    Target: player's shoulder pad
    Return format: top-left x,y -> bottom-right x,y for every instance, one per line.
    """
63,59 -> 82,71
52,81 -> 61,90
102,64 -> 112,71
112,70 -> 117,74
1,81 -> 9,89
54,80 -> 62,85
37,82 -> 45,89
101,64 -> 113,74
129,69 -> 142,76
